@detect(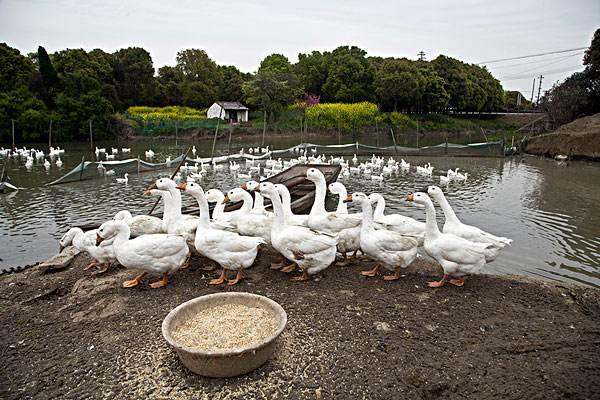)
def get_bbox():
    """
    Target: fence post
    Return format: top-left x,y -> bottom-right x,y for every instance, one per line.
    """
11,119 -> 15,149
48,120 -> 52,148
416,121 -> 419,149
262,111 -> 267,147
210,108 -> 223,161
137,156 -> 140,175
79,156 -> 85,181
390,127 -> 398,156
227,123 -> 233,155
445,136 -> 448,155
89,119 -> 93,151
